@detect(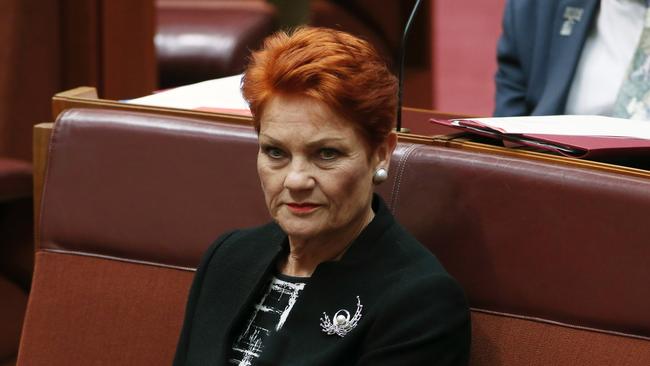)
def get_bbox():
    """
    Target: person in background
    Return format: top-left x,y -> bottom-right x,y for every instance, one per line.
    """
173,27 -> 471,366
495,0 -> 650,120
